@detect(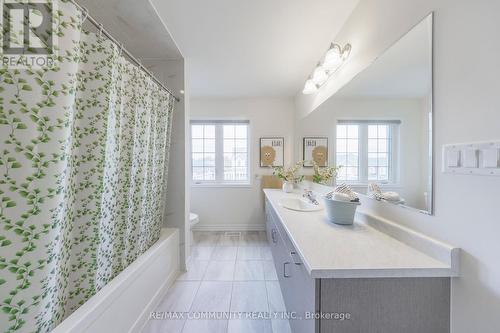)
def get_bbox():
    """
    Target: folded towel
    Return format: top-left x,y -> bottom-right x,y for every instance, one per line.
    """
368,183 -> 383,200
368,183 -> 401,202
381,191 -> 401,202
332,192 -> 351,202
325,184 -> 359,202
